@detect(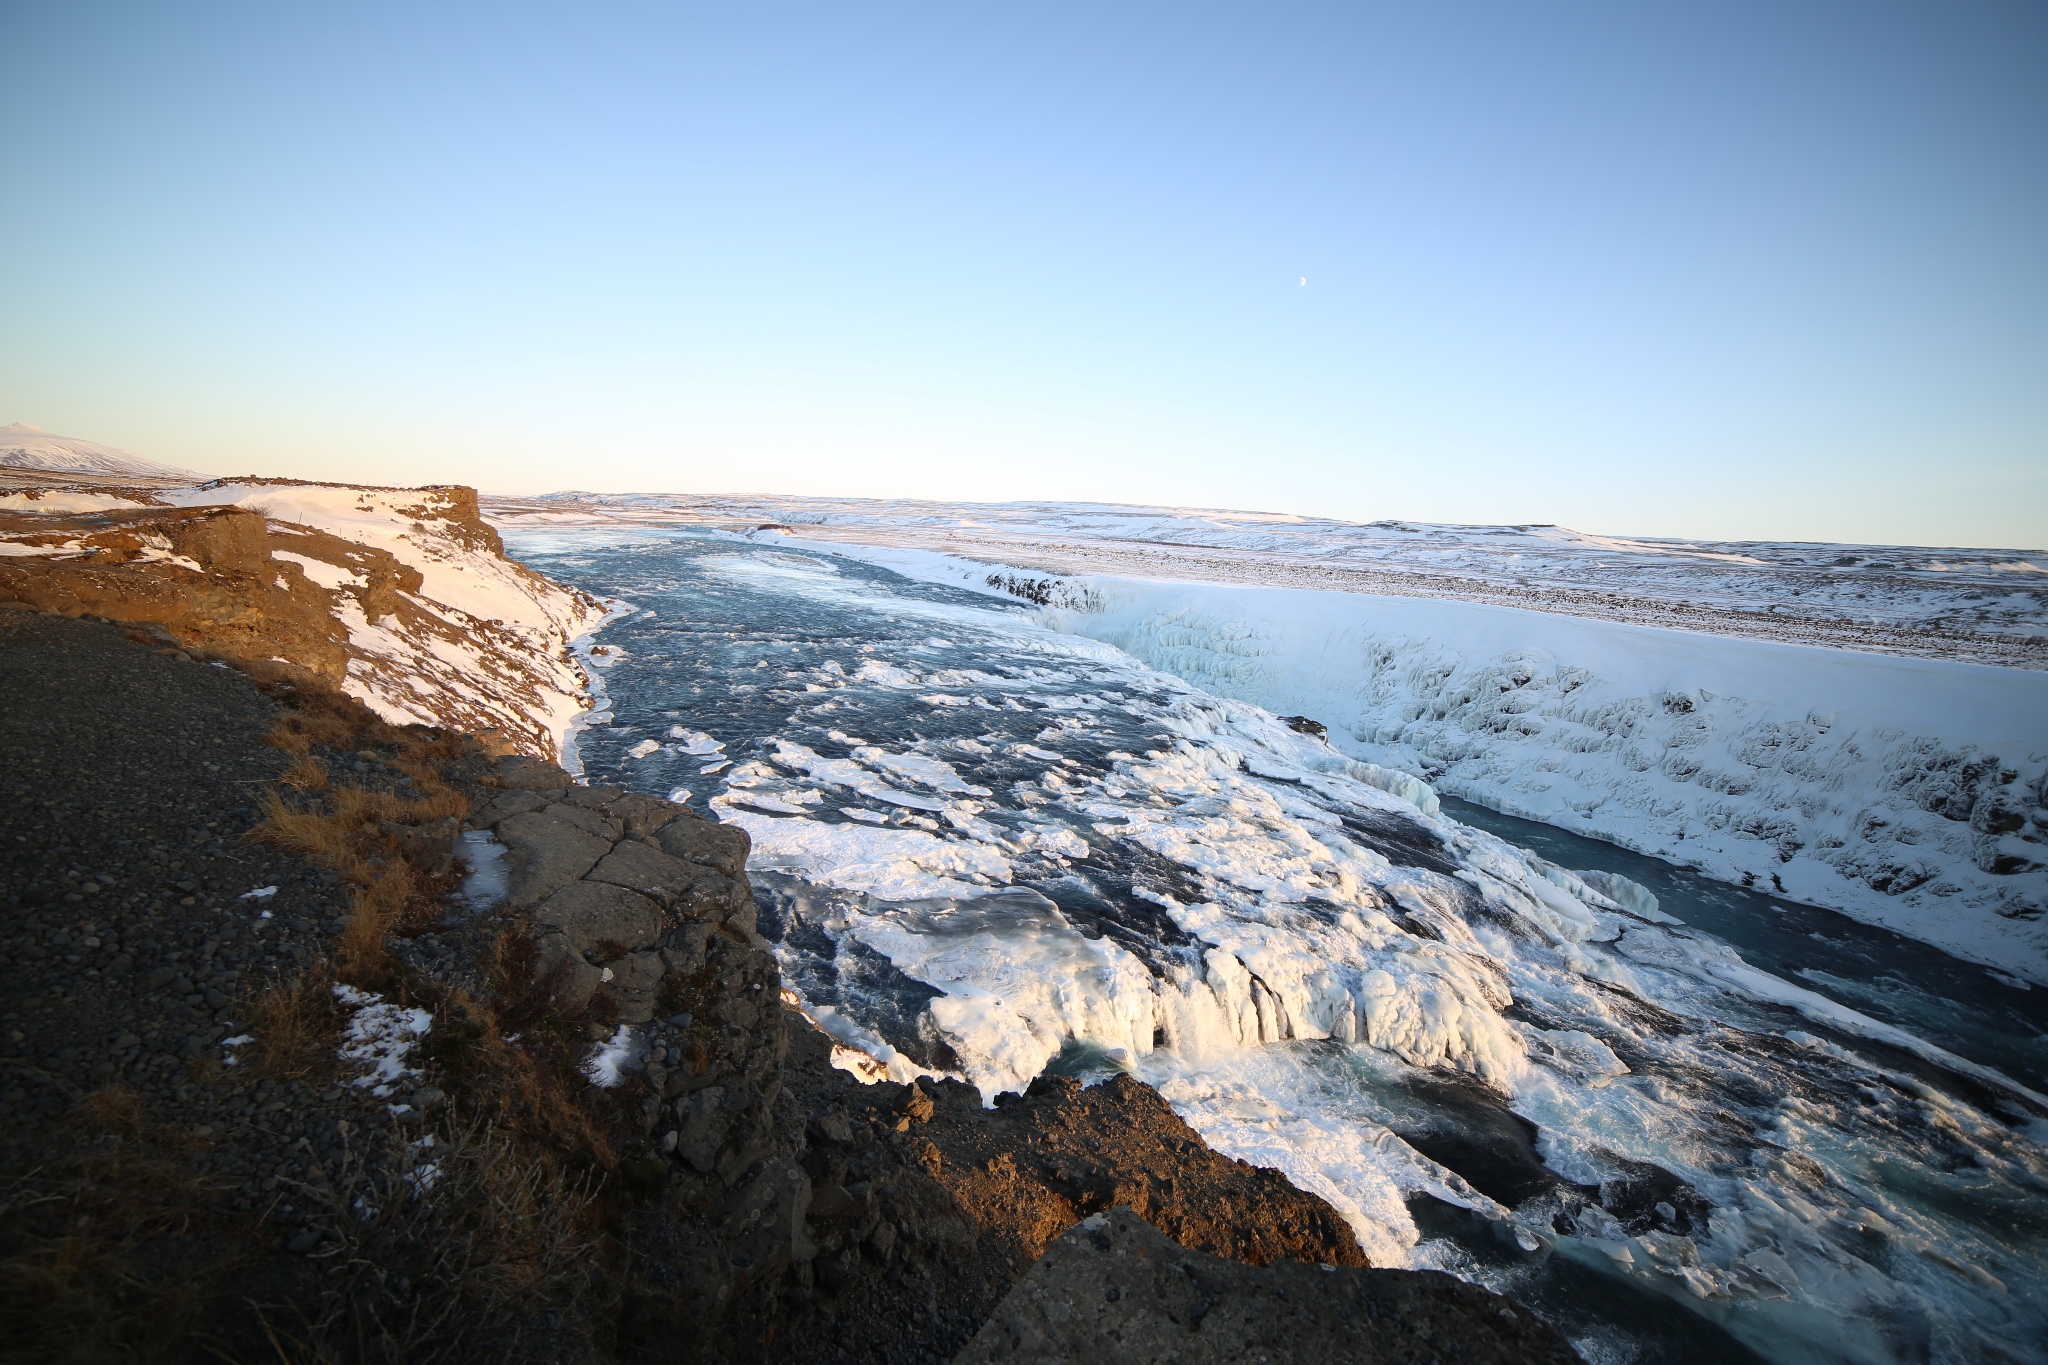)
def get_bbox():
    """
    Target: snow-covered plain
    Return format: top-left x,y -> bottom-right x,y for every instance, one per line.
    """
485,491 -> 2048,669
485,494 -> 2048,982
